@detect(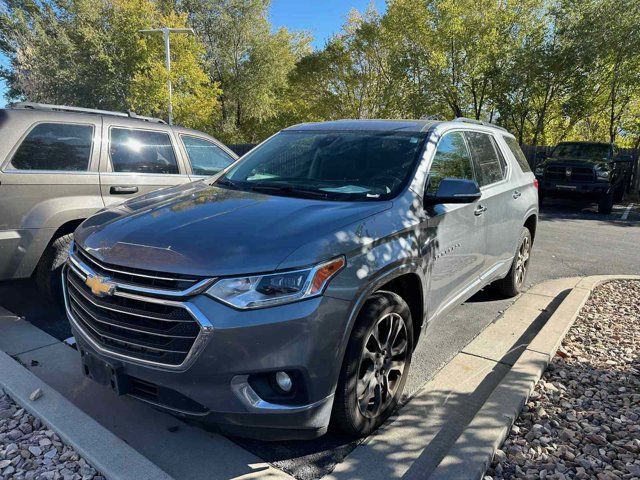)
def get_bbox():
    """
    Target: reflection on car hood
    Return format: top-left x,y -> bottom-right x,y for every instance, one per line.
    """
75,181 -> 391,276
